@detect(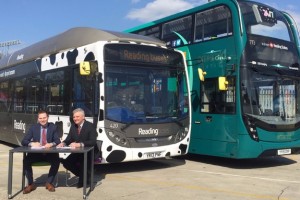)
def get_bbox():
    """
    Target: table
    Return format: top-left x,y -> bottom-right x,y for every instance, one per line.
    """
7,146 -> 94,199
